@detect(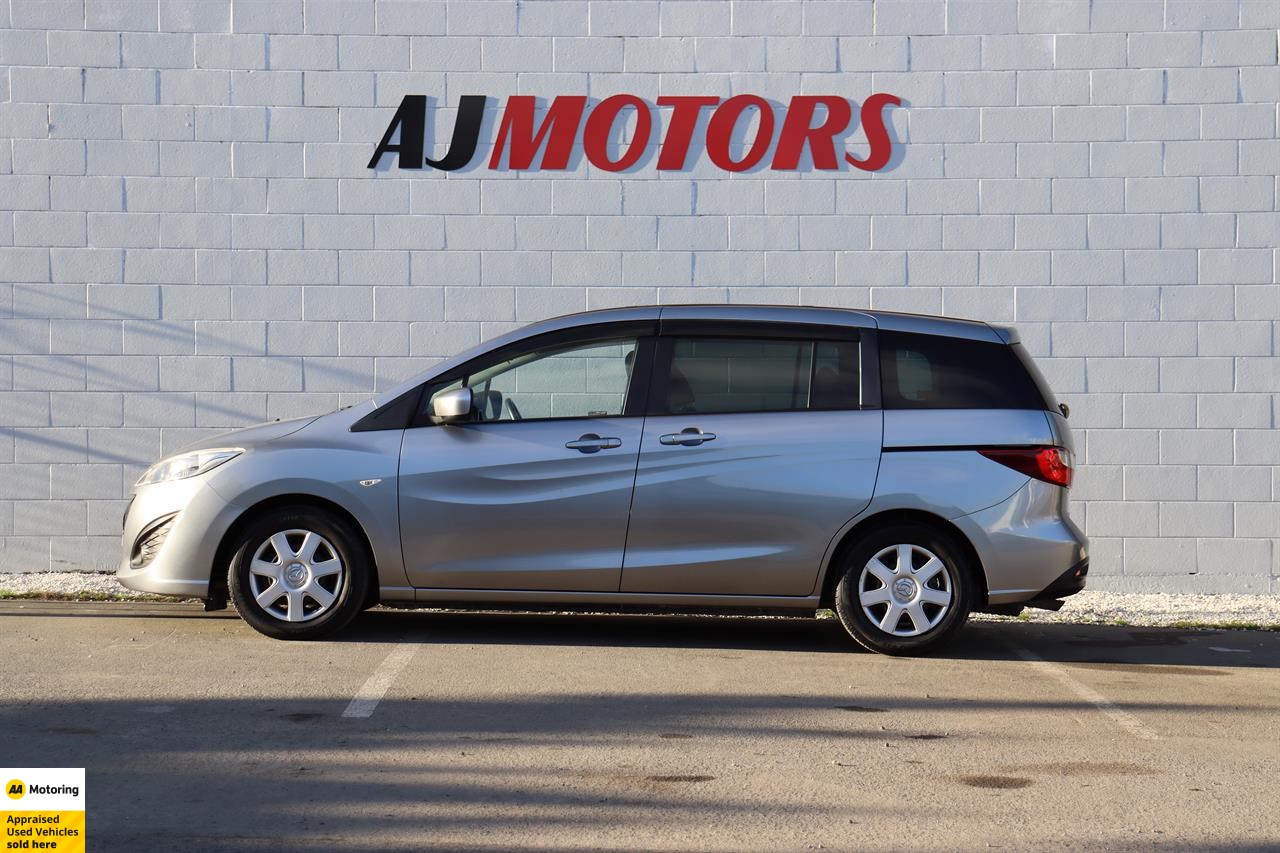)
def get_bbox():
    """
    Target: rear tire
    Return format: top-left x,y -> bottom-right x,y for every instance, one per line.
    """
227,506 -> 369,640
834,523 -> 973,656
